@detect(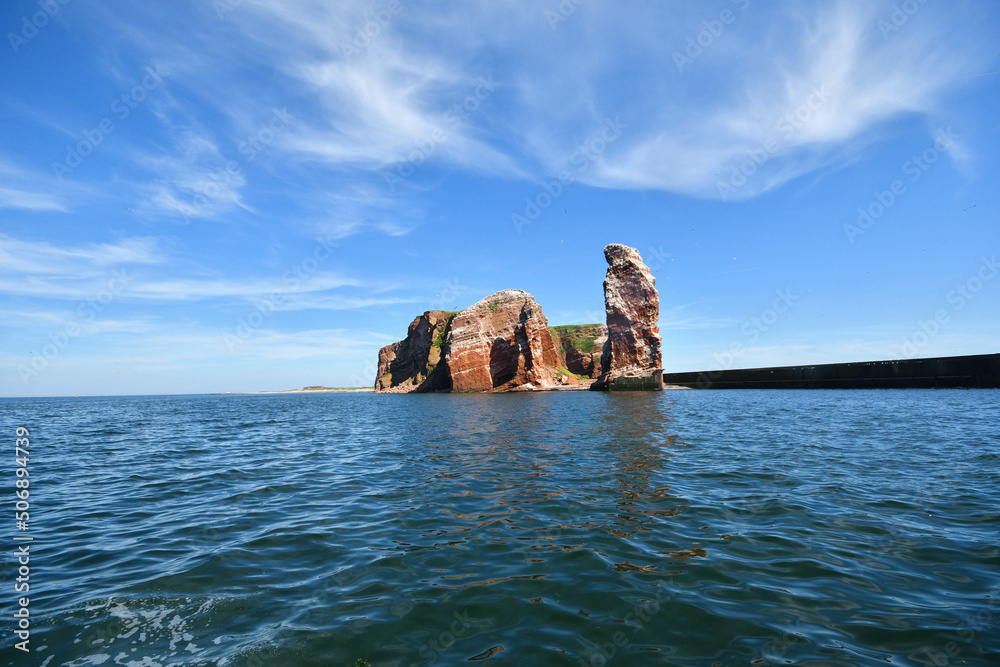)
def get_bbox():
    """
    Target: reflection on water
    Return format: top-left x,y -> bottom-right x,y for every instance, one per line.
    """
382,393 -> 693,589
5,389 -> 1000,666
